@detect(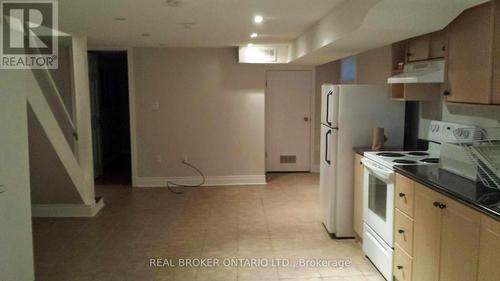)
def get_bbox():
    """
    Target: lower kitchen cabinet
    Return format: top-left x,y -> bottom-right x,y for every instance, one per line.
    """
396,174 -> 496,281
413,185 -> 481,281
353,153 -> 364,240
394,244 -> 413,281
413,186 -> 442,281
478,214 -> 500,281
439,197 -> 481,281
394,209 -> 414,256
